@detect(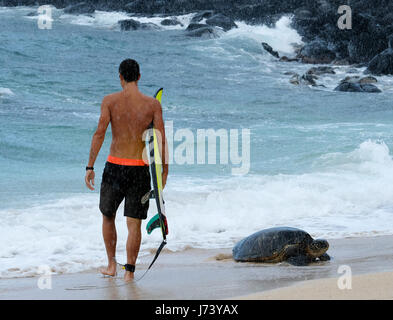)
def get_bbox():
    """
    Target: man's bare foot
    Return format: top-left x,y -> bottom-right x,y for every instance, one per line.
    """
100,264 -> 117,277
124,271 -> 134,282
